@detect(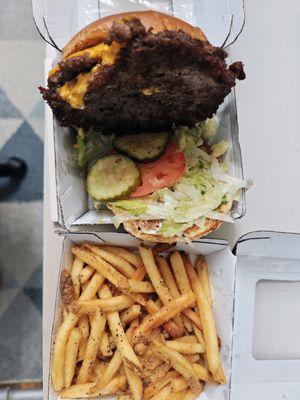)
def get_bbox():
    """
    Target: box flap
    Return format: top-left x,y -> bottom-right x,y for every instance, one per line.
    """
32,0 -> 245,50
231,231 -> 300,400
